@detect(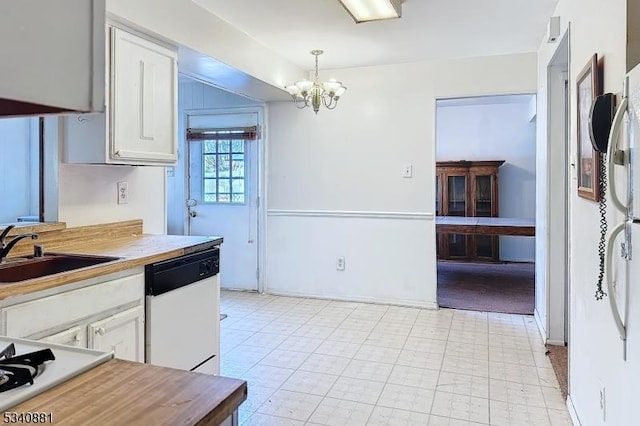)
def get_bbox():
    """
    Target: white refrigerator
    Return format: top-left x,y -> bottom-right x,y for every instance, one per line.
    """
606,62 -> 640,352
